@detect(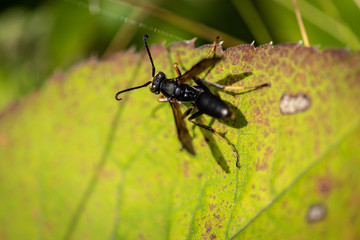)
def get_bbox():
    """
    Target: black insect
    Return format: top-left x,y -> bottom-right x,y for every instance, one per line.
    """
115,35 -> 269,168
